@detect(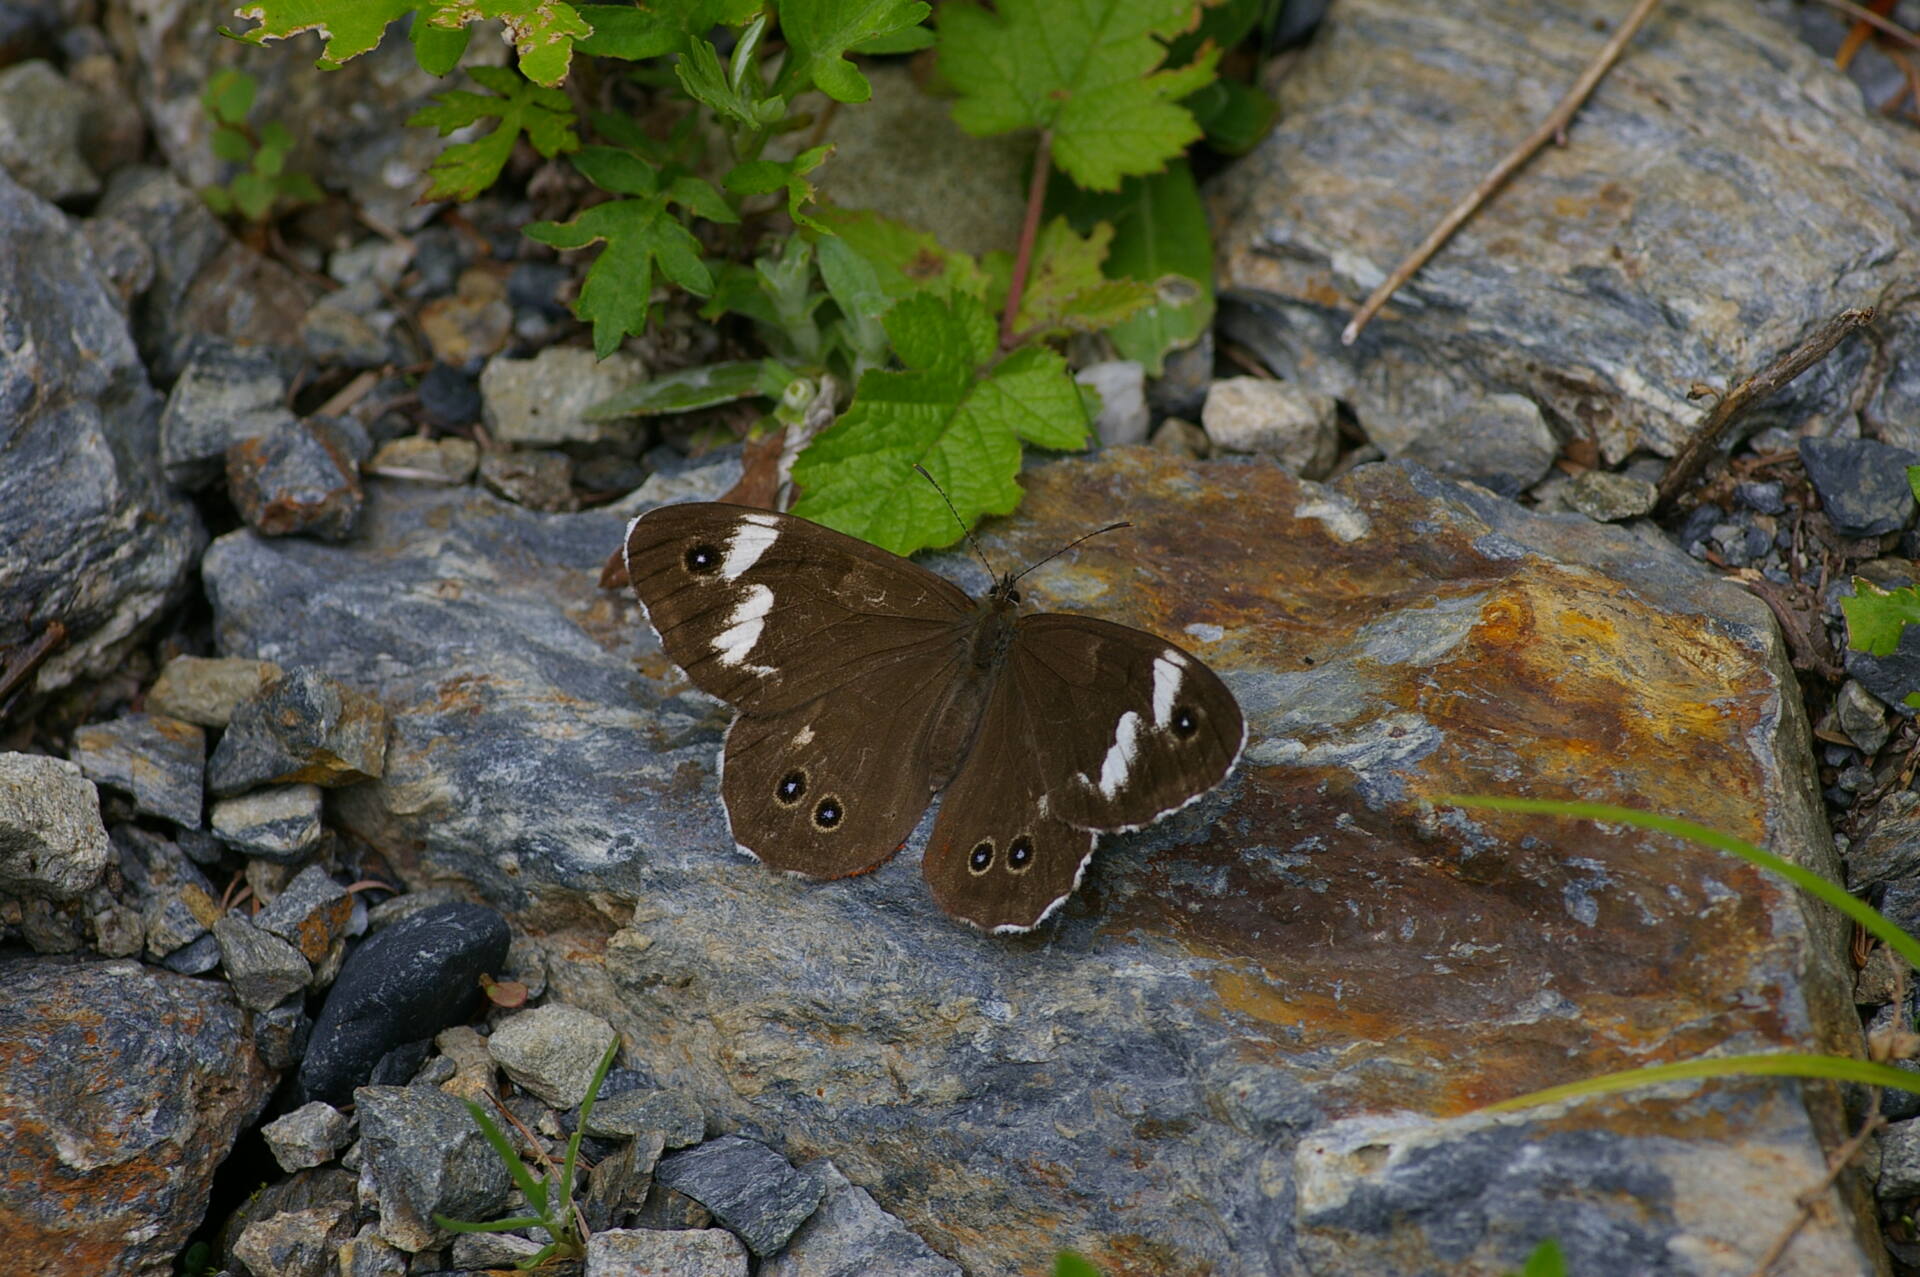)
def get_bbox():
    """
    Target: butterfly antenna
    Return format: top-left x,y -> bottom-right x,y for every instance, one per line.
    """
1010,520 -> 1132,586
914,463 -> 999,579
